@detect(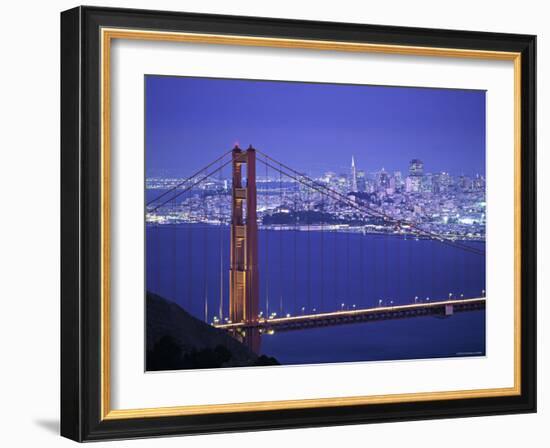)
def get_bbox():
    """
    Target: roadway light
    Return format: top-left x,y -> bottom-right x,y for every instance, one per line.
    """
448,292 -> 453,300
378,299 -> 383,307
414,296 -> 418,303
426,297 -> 430,302
341,302 -> 345,310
